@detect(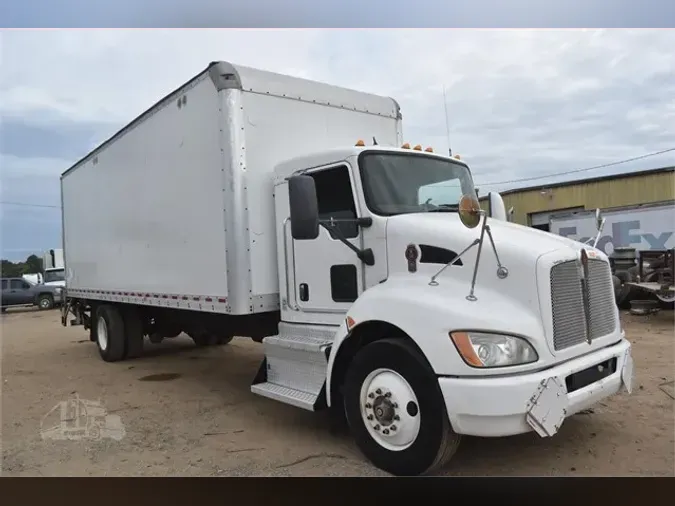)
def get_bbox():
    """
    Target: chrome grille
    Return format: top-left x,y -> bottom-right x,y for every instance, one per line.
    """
550,258 -> 617,351
550,261 -> 587,350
